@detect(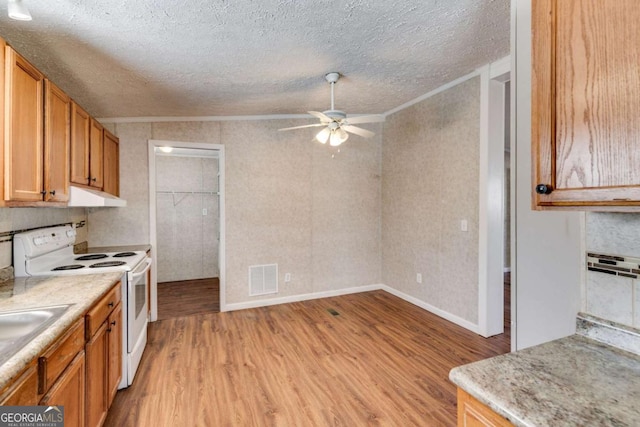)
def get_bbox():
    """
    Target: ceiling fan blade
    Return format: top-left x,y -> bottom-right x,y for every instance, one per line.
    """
278,123 -> 326,131
344,114 -> 385,125
343,125 -> 375,138
308,111 -> 333,122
